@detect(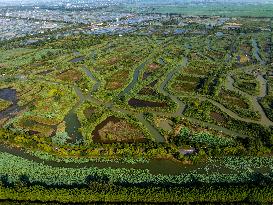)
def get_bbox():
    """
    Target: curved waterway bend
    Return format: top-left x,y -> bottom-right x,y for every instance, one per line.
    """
64,56 -> 101,143
252,39 -> 265,65
80,64 -> 165,143
0,144 -> 236,175
159,57 -> 188,116
136,113 -> 165,143
0,55 -> 259,174
64,86 -> 85,144
118,60 -> 148,98
155,57 -> 251,138
82,66 -> 100,93
226,74 -> 273,127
